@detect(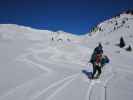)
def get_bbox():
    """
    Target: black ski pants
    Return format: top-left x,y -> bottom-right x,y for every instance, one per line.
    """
92,64 -> 101,78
